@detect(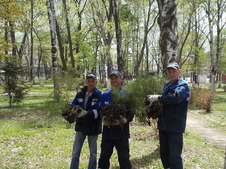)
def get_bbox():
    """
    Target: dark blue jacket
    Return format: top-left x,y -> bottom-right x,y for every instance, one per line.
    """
70,86 -> 102,135
101,87 -> 134,140
158,78 -> 190,133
